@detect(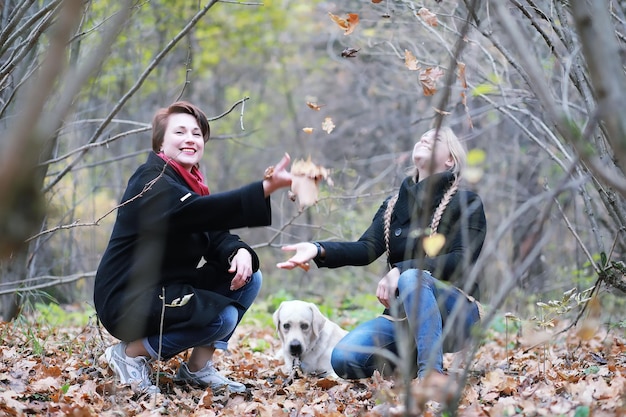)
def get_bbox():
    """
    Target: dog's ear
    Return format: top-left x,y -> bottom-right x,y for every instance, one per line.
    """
308,302 -> 326,339
273,303 -> 285,343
